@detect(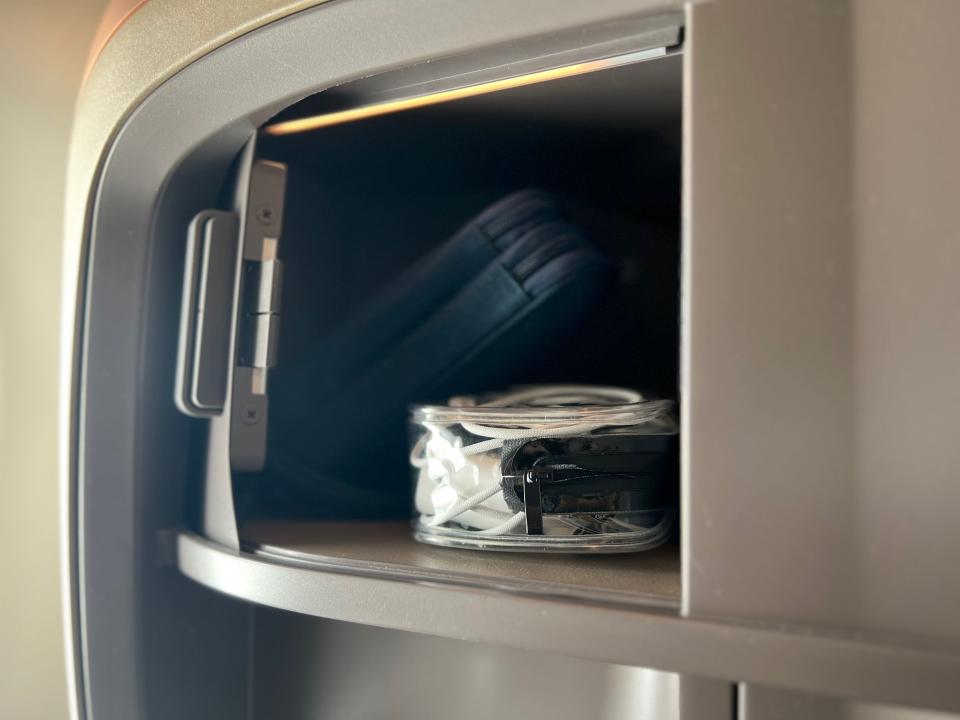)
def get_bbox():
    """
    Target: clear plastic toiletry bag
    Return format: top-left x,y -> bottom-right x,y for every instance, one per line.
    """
410,385 -> 678,553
